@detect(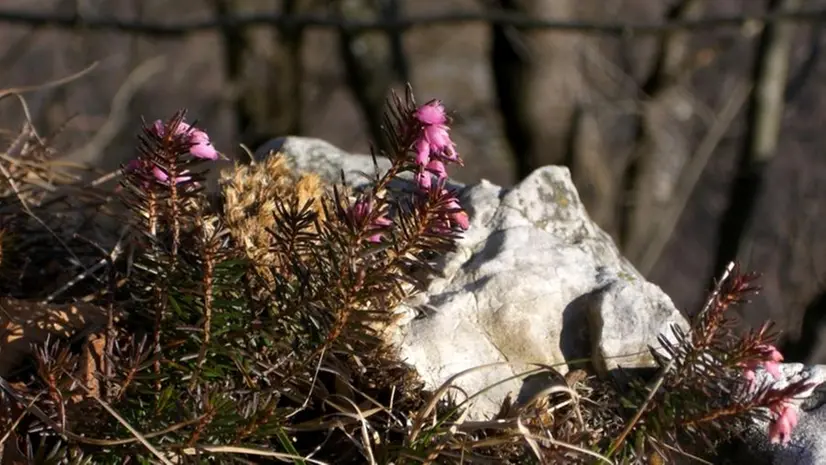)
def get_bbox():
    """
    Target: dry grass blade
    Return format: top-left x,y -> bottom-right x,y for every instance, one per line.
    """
60,369 -> 174,465
408,361 -> 514,443
517,420 -> 615,465
650,437 -> 714,465
0,391 -> 43,446
407,361 -> 577,445
179,445 -> 330,463
0,61 -> 99,101
524,384 -> 584,427
65,56 -> 166,162
327,395 -> 378,464
517,416 -> 546,464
